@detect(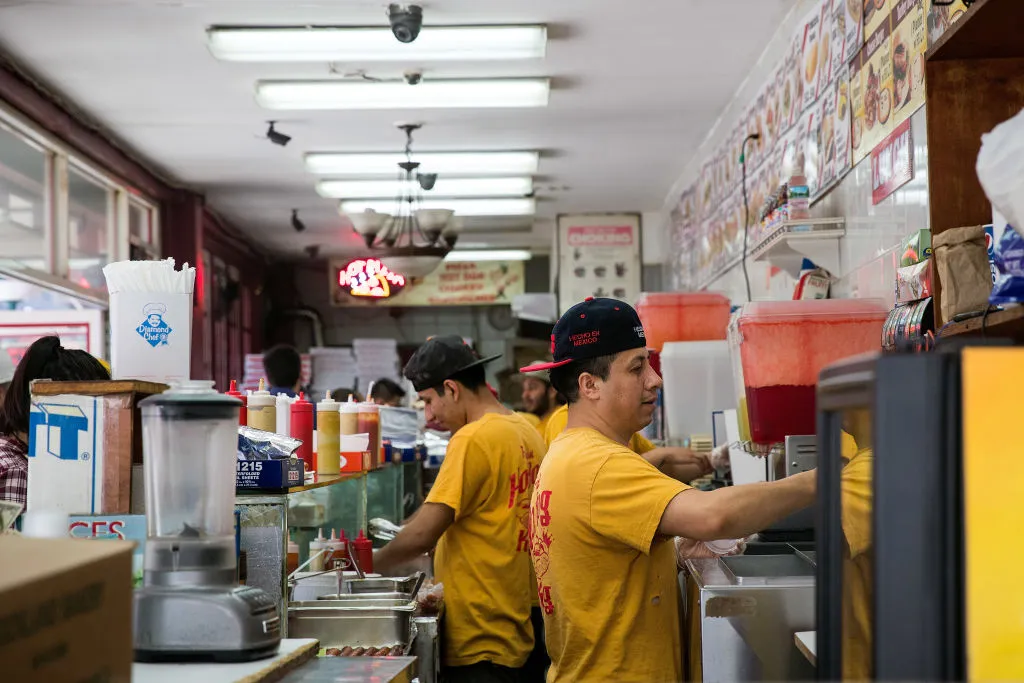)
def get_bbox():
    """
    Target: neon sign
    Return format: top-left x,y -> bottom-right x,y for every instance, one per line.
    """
338,258 -> 407,299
